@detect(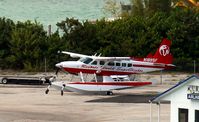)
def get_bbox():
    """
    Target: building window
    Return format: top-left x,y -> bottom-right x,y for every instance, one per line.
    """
195,110 -> 199,122
179,108 -> 188,122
